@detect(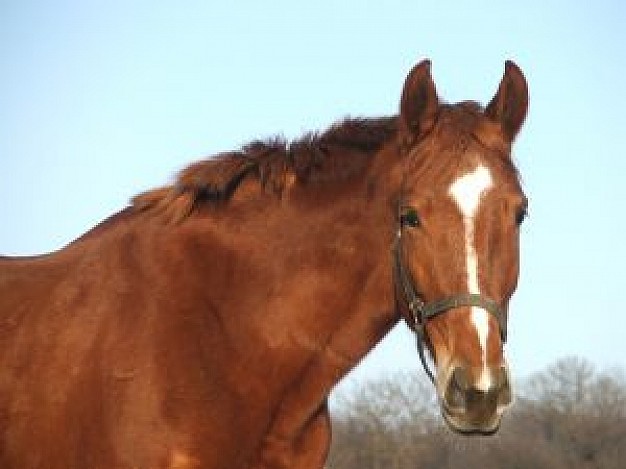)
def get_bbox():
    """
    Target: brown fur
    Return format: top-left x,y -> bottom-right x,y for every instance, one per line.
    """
0,60 -> 528,468
132,117 -> 397,224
